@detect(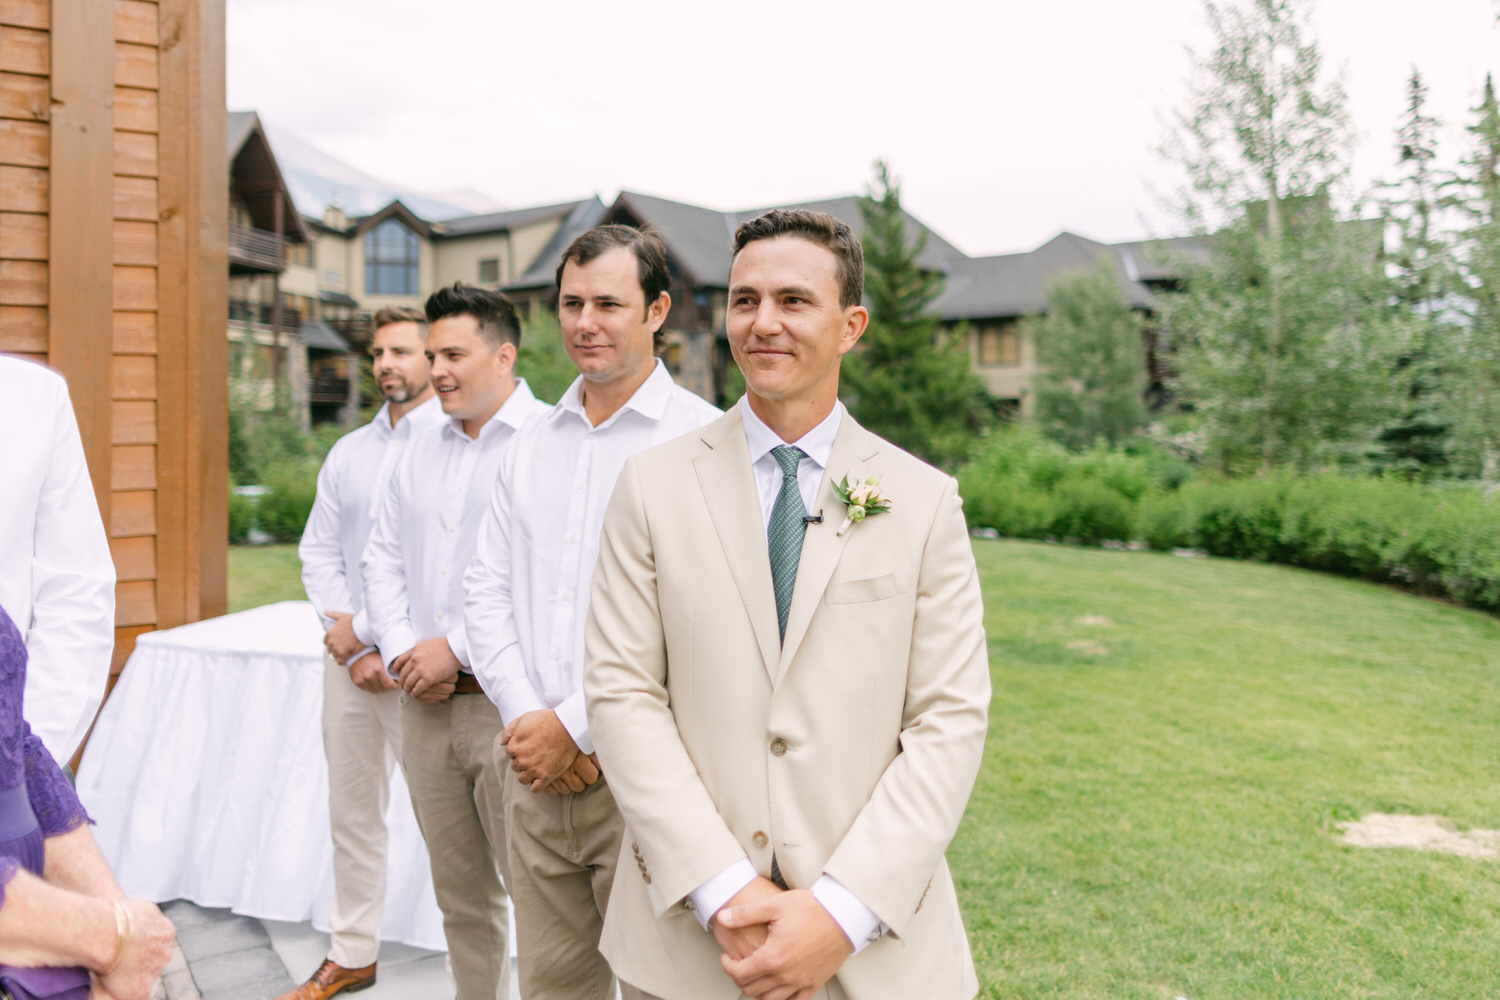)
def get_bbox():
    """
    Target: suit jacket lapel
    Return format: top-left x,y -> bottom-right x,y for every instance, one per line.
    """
775,417 -> 882,684
695,412 -> 781,682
